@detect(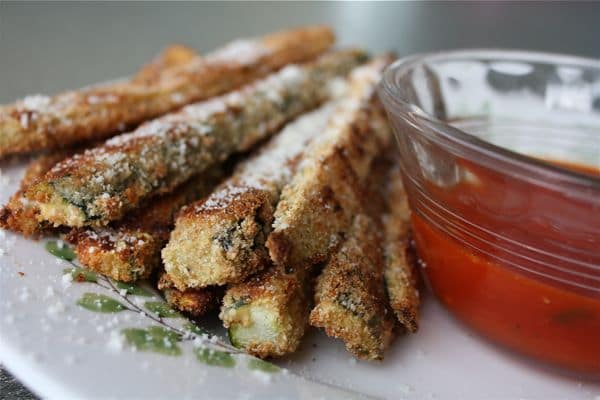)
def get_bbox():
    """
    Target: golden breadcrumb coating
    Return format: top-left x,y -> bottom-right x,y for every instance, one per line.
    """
266,56 -> 393,269
310,214 -> 396,360
26,49 -> 367,228
158,273 -> 221,318
382,166 -> 420,333
0,26 -> 334,158
162,102 -> 338,289
67,168 -> 225,282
